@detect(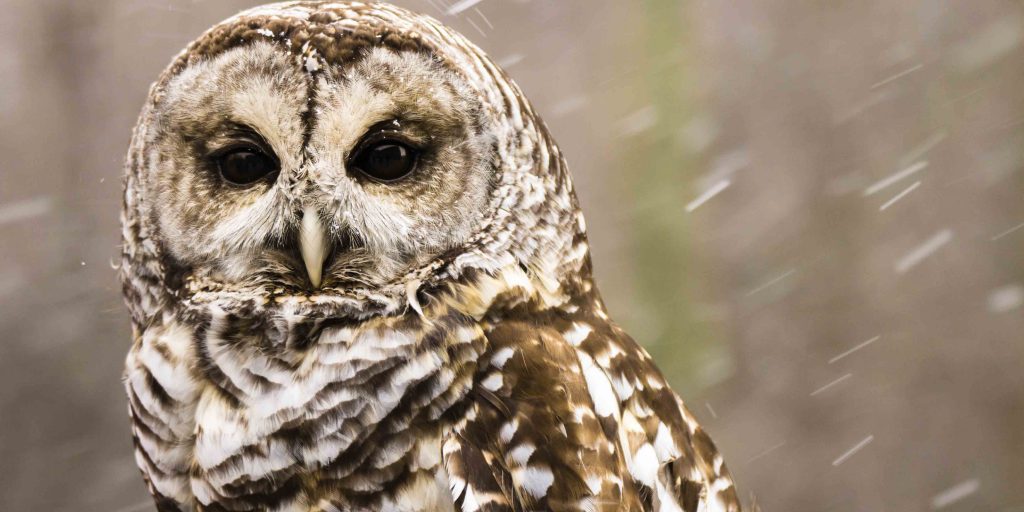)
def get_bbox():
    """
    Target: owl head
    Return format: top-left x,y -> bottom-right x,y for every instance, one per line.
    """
121,2 -> 590,324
